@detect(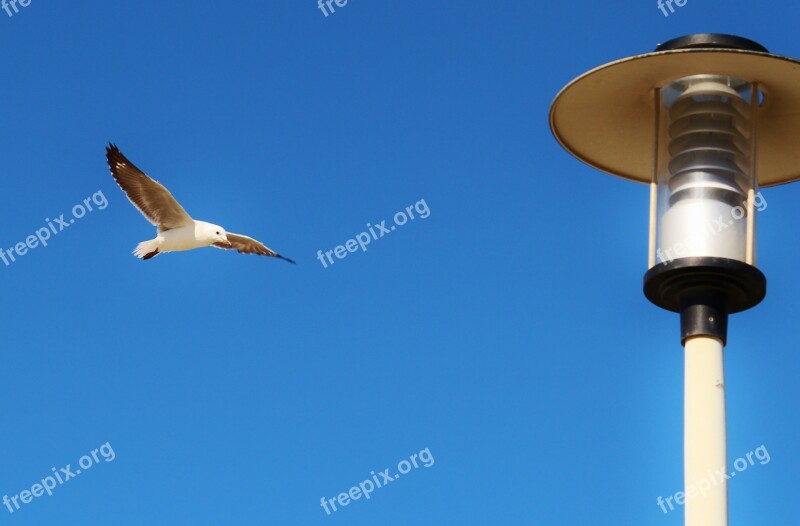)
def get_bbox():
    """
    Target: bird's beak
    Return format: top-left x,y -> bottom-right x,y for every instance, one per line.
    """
213,240 -> 233,249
